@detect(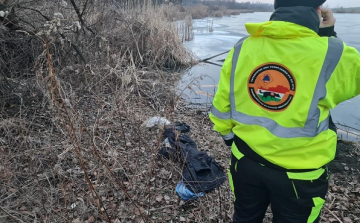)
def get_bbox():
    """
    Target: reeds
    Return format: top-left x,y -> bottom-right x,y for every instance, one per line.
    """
0,1 -> 201,222
177,15 -> 194,41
